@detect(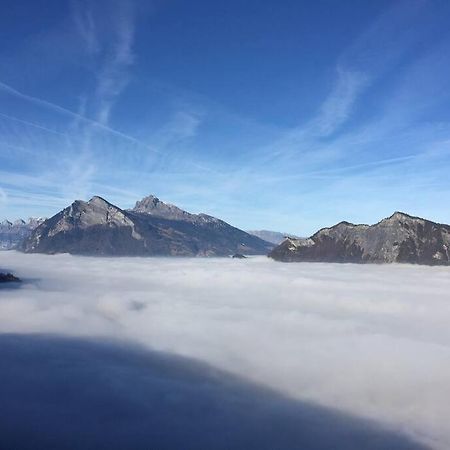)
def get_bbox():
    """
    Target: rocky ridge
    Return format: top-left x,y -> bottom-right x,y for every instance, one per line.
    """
23,195 -> 273,257
269,212 -> 450,265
